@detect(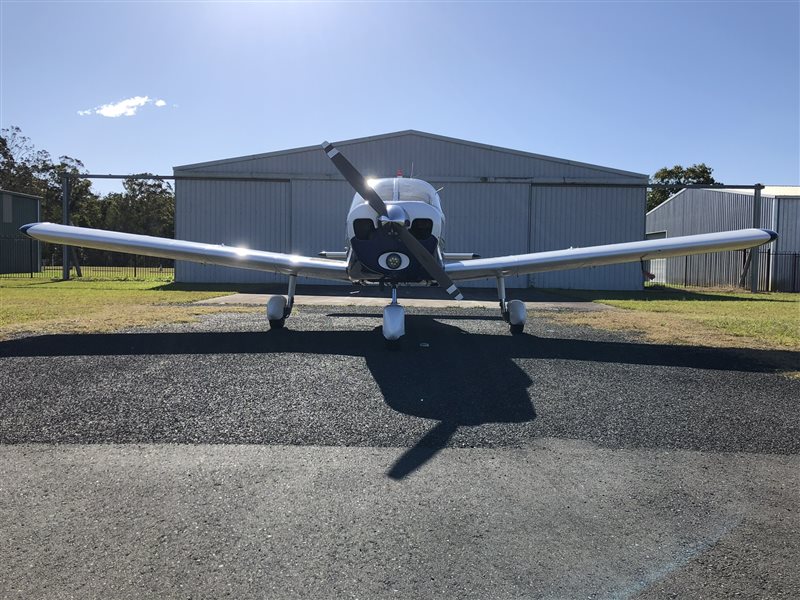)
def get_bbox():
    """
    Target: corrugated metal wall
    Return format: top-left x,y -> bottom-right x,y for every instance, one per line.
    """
1,191 -> 41,274
436,183 -> 529,288
176,180 -> 290,283
646,189 -> 799,291
175,132 -> 647,289
772,197 -> 800,291
530,186 -> 644,290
